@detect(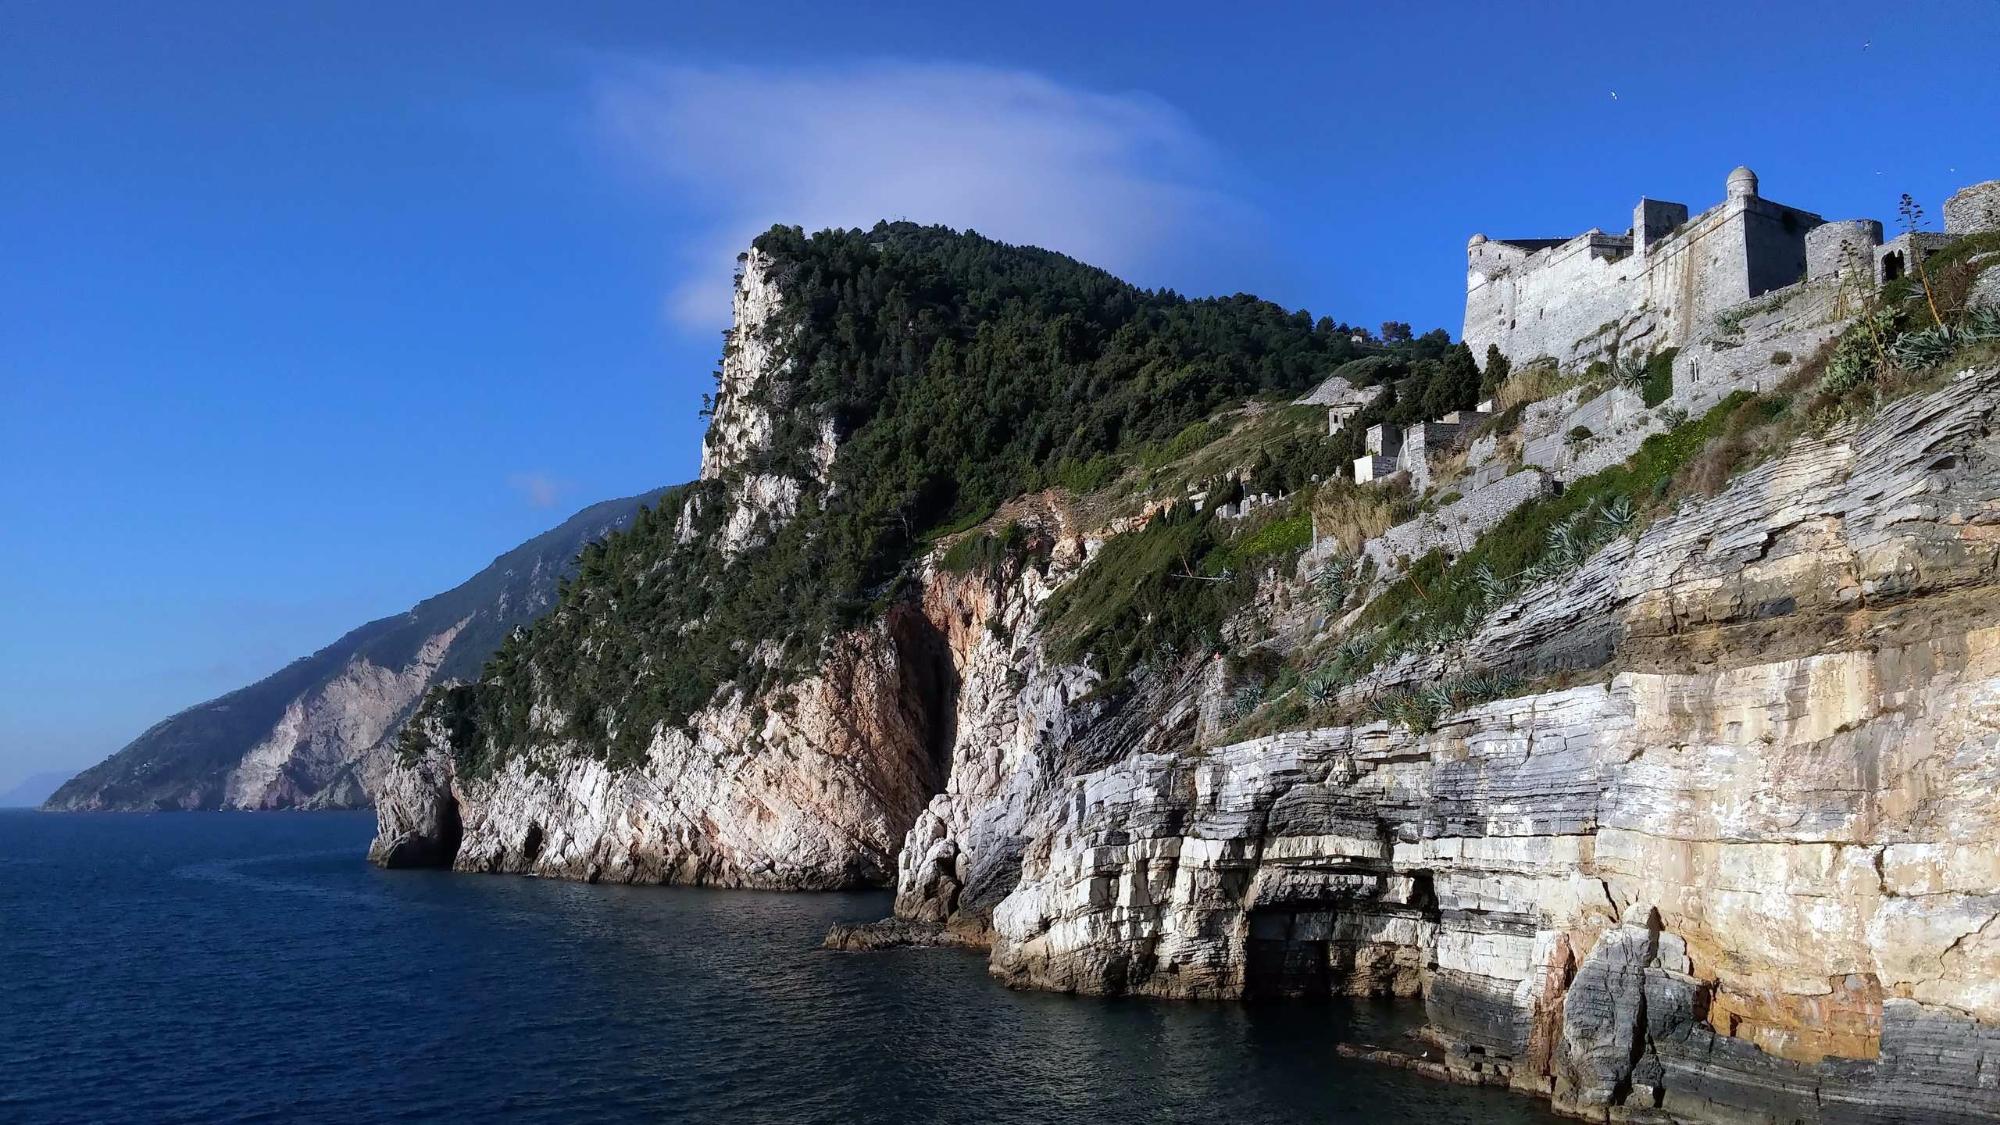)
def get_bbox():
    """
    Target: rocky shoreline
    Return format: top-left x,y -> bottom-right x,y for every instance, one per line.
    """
372,217 -> 2000,1123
